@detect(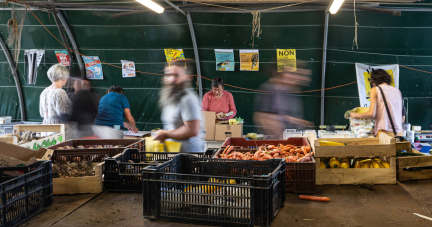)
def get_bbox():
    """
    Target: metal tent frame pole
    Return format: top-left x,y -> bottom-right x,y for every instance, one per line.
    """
0,35 -> 26,121
49,0 -> 85,78
164,0 -> 203,101
186,13 -> 203,100
320,12 -> 329,125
